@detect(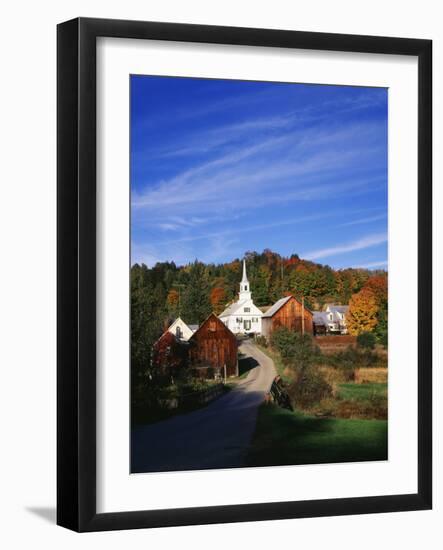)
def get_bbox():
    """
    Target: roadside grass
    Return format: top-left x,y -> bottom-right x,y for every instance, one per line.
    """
337,382 -> 387,401
256,344 -> 293,383
246,403 -> 388,467
258,340 -> 387,420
